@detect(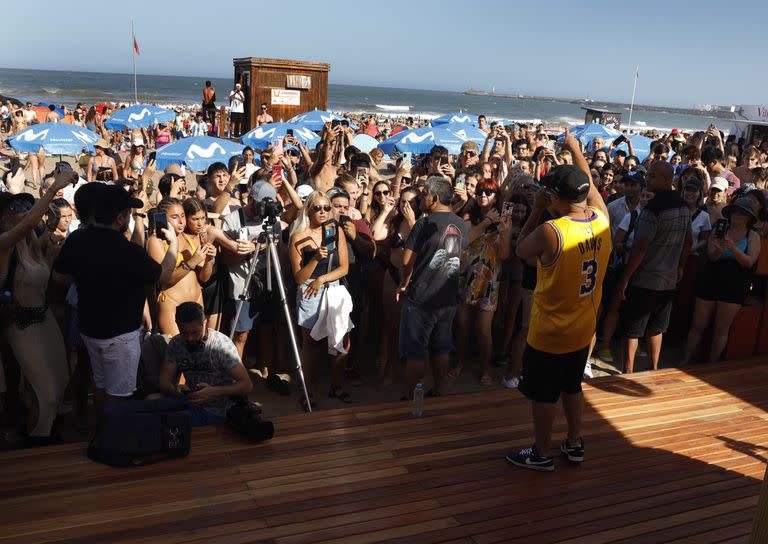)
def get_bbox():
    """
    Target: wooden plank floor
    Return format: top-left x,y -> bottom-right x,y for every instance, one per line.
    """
2,359 -> 768,544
